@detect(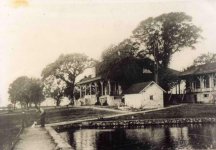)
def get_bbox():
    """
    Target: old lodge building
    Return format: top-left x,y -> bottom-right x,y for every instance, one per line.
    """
76,67 -> 123,106
75,66 -> 165,108
181,62 -> 216,103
